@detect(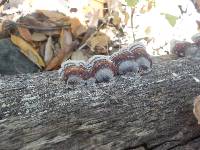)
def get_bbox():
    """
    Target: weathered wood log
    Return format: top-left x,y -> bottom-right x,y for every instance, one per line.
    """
0,56 -> 200,150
